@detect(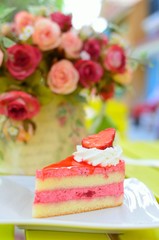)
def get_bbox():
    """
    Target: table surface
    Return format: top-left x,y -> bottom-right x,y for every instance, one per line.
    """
1,139 -> 159,240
